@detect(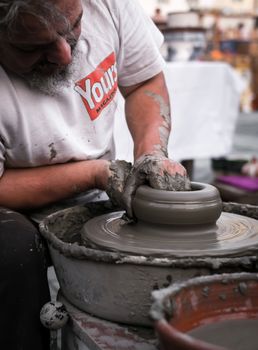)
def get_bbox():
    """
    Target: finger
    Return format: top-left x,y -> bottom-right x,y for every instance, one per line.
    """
106,160 -> 132,207
121,172 -> 139,218
122,167 -> 146,218
165,160 -> 188,177
148,169 -> 191,191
